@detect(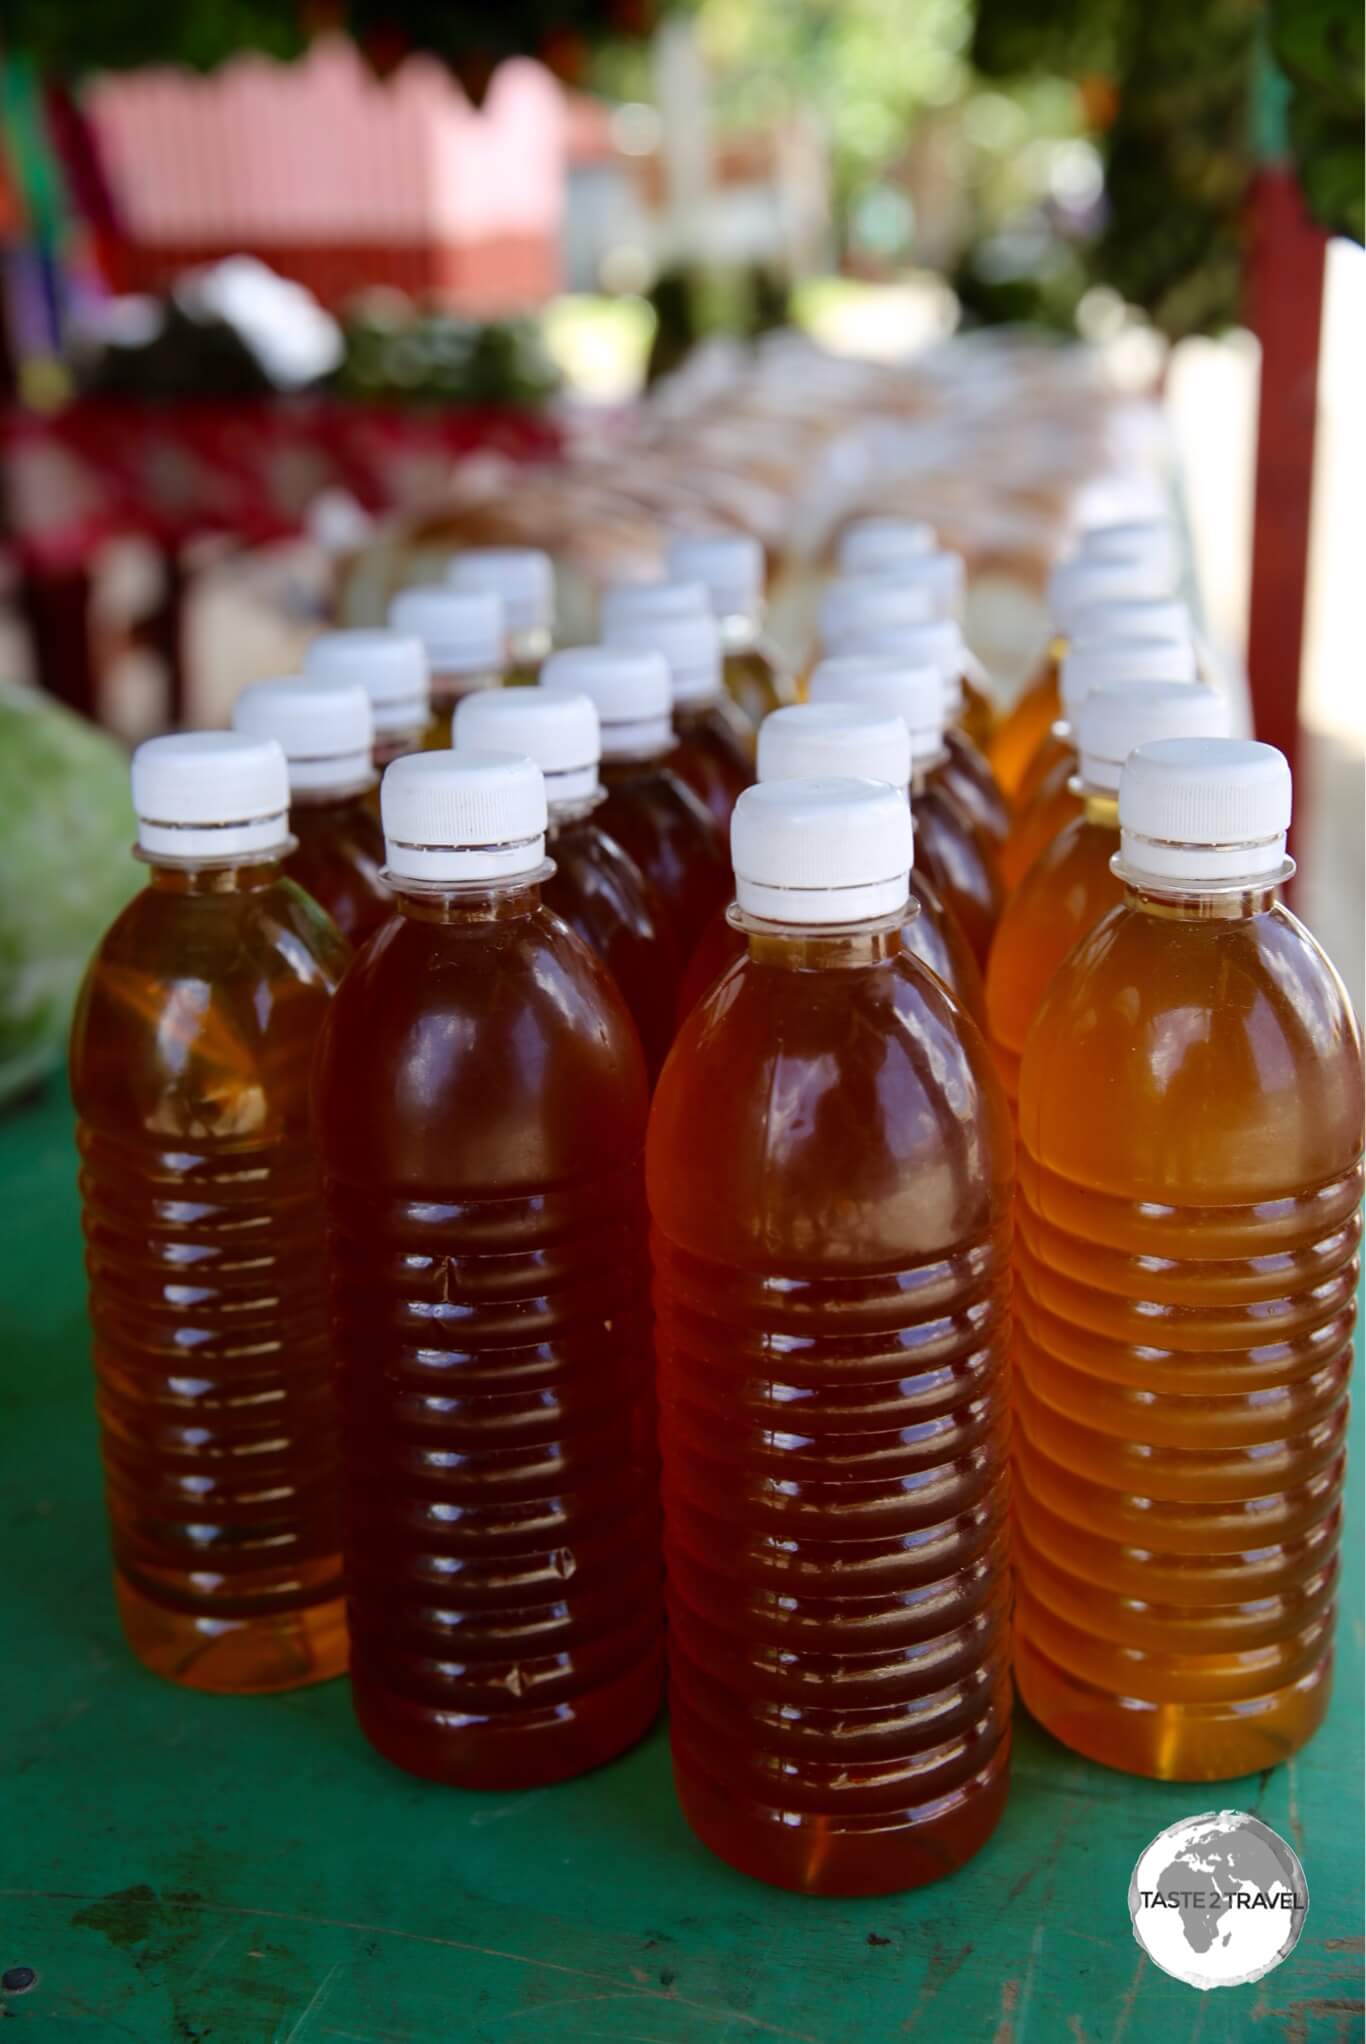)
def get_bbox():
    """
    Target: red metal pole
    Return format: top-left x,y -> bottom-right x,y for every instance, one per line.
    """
1244,166 -> 1328,865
